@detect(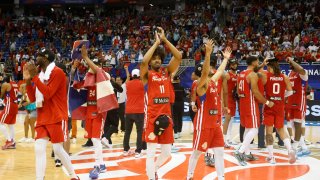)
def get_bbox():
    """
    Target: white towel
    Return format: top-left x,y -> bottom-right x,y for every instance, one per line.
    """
36,62 -> 55,108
